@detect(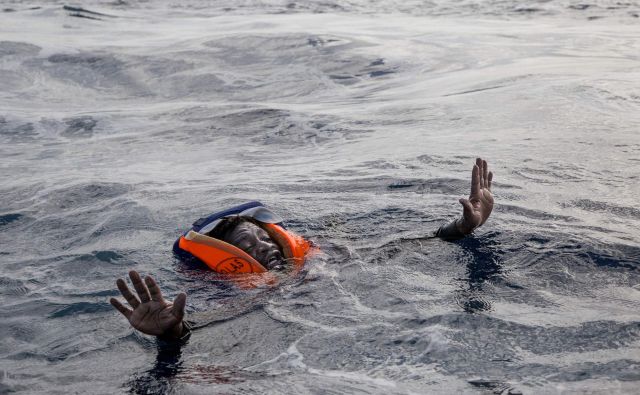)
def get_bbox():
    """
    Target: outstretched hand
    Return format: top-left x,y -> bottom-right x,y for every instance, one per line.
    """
110,270 -> 187,339
458,158 -> 494,234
